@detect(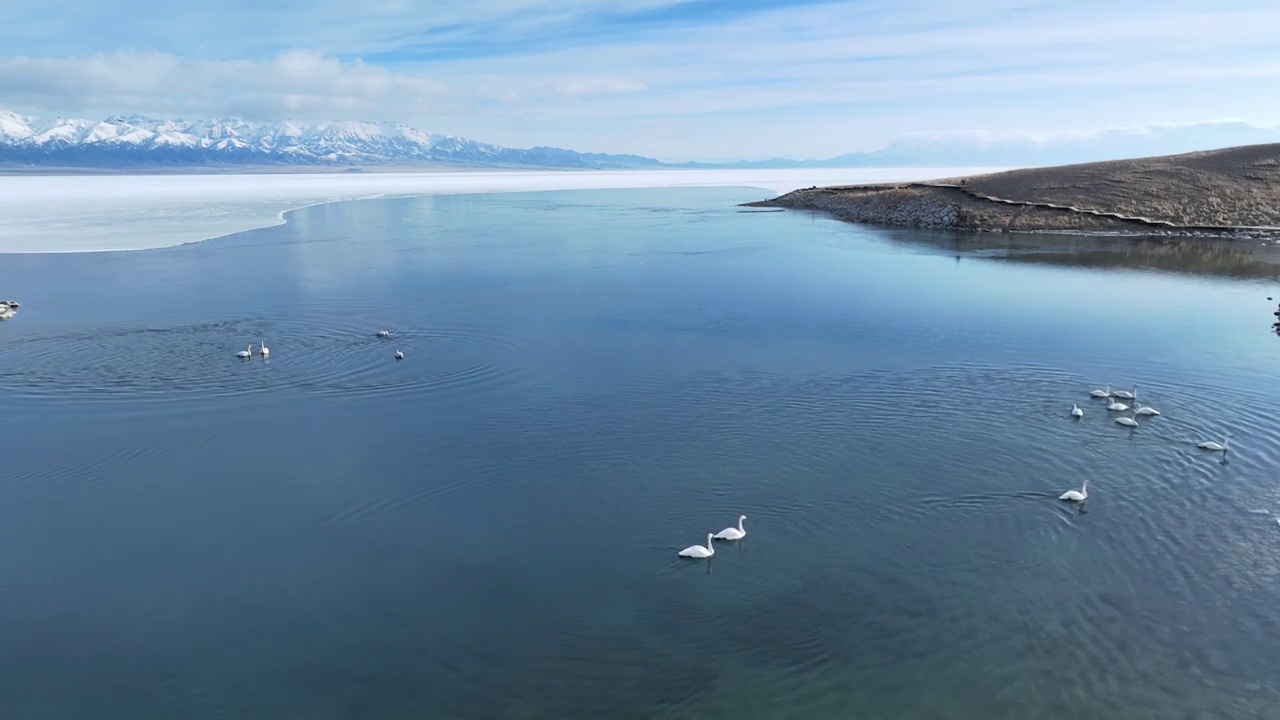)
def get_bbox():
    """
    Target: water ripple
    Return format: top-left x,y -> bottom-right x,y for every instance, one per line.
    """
0,302 -> 537,405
